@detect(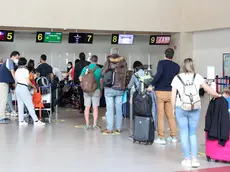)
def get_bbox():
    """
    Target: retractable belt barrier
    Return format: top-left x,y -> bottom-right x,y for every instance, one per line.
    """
215,76 -> 230,93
